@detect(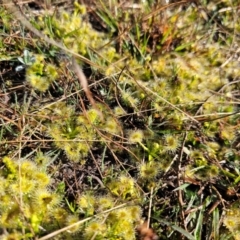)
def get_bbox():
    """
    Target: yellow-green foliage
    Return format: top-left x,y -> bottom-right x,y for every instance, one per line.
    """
37,102 -> 121,162
42,2 -> 106,56
77,192 -> 96,216
224,200 -> 240,240
84,206 -> 141,240
69,177 -> 142,239
46,102 -> 96,161
80,197 -> 141,240
1,1 -> 240,239
107,175 -> 140,201
26,54 -> 58,92
0,156 -> 63,236
139,161 -> 159,180
128,129 -> 144,143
